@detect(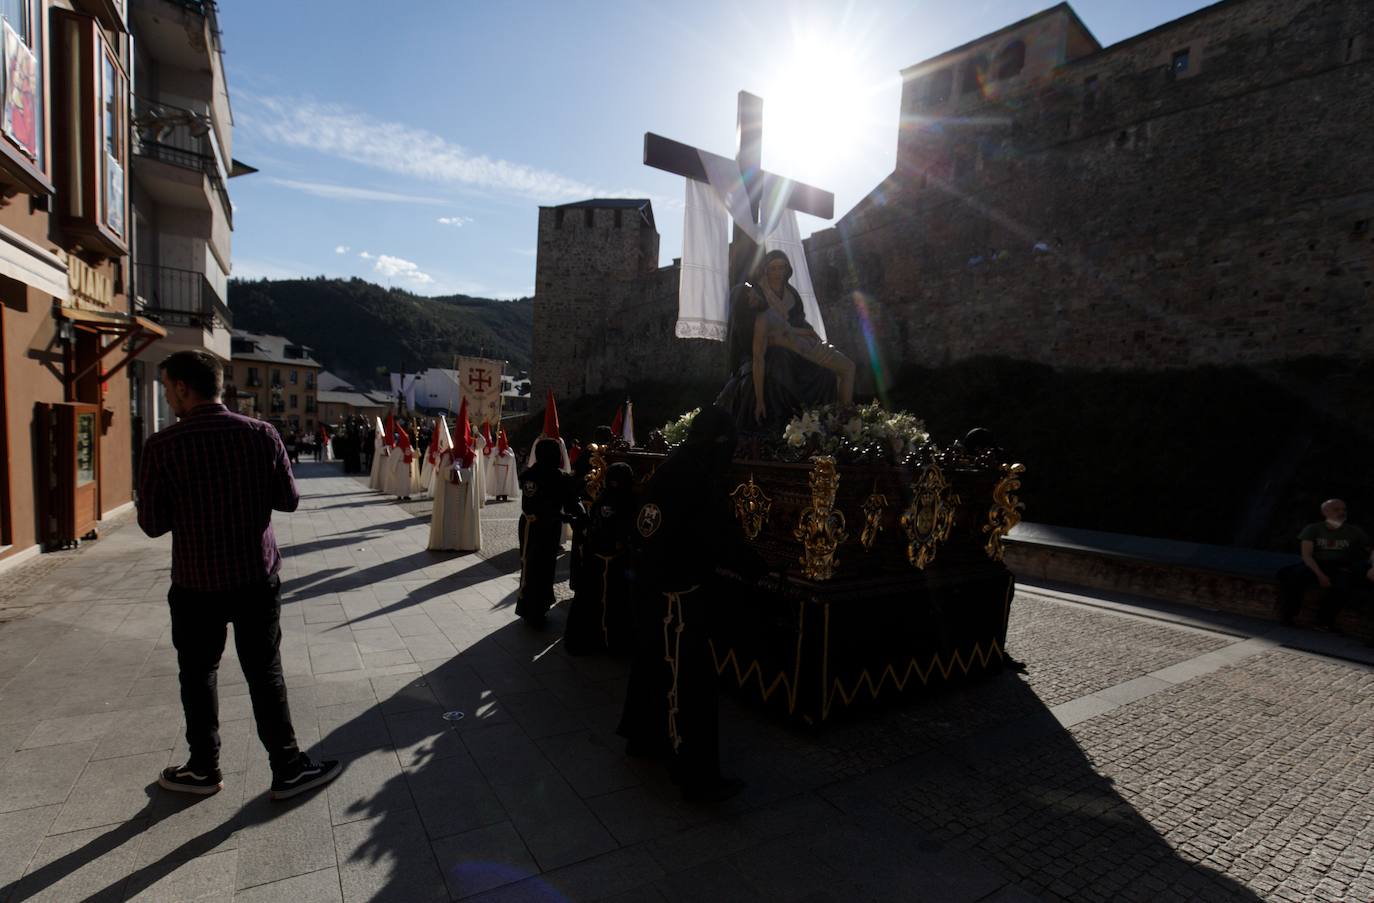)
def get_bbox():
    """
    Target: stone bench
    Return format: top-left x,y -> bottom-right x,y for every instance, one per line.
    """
1003,522 -> 1374,641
